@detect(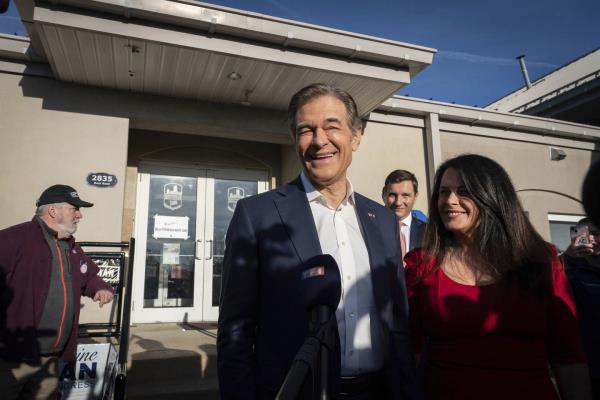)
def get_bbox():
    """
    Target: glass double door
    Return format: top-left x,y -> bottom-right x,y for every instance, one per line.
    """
132,165 -> 267,323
